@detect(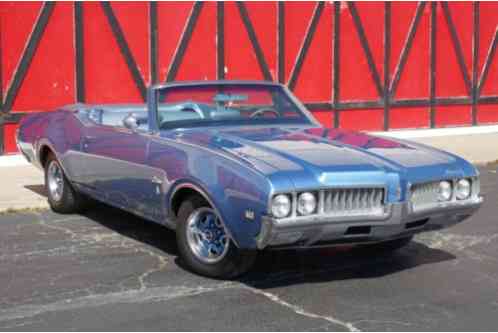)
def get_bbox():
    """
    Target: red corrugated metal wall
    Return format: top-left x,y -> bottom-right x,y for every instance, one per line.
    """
1,1 -> 498,154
